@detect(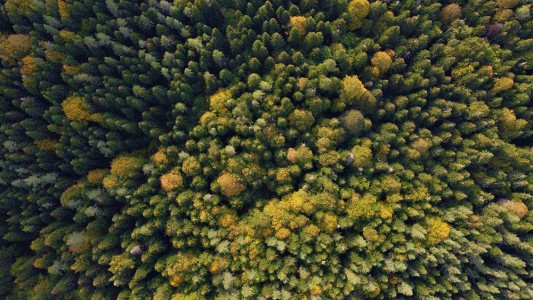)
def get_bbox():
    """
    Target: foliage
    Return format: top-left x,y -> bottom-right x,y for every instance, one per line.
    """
61,96 -> 94,122
217,173 -> 246,197
347,0 -> 371,30
0,34 -> 31,64
0,0 -> 531,299
439,4 -> 462,24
